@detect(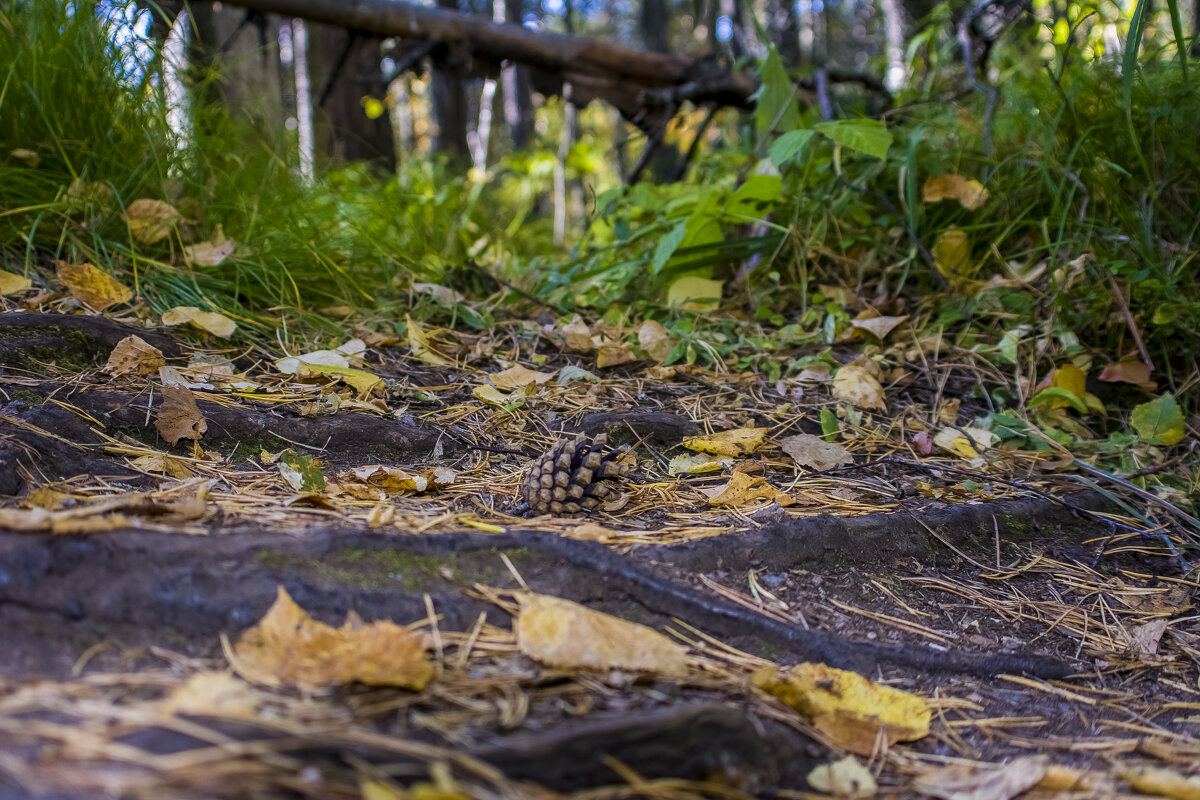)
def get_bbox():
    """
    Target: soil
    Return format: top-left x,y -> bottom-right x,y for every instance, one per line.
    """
0,312 -> 1196,799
